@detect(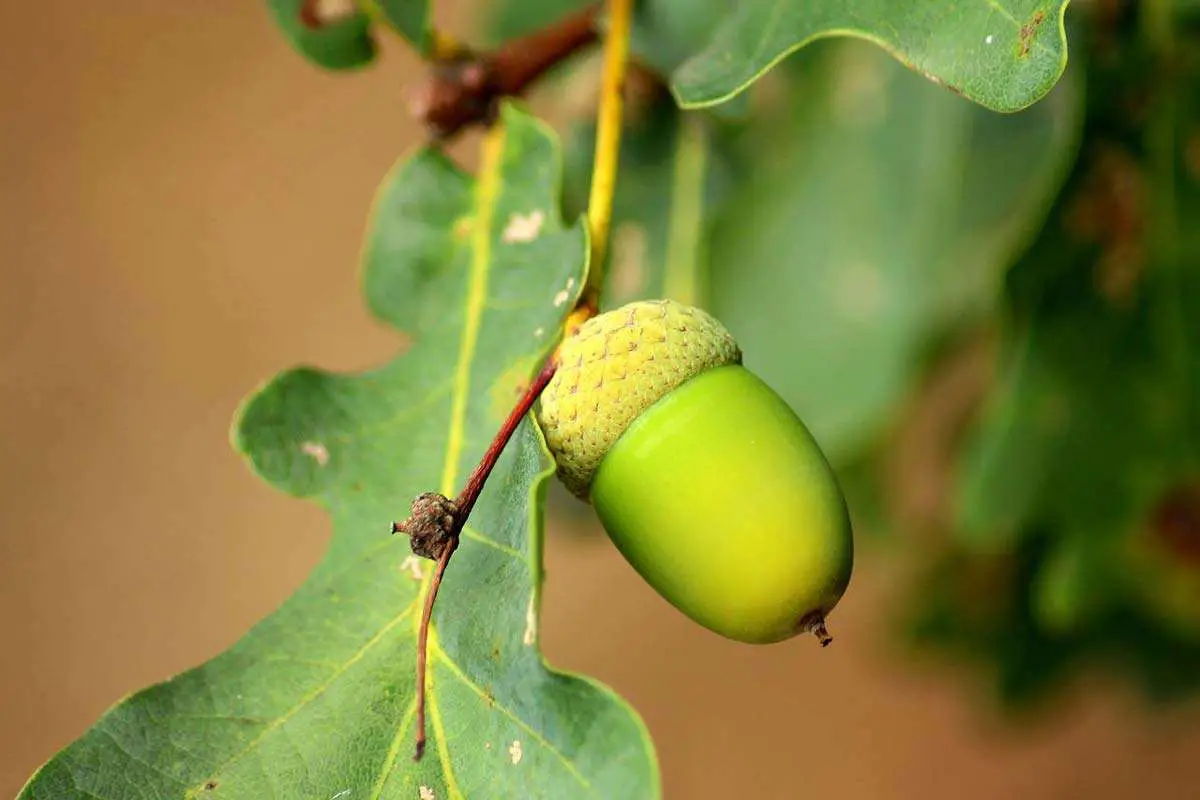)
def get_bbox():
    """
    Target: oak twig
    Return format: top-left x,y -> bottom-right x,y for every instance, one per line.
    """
410,4 -> 601,141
